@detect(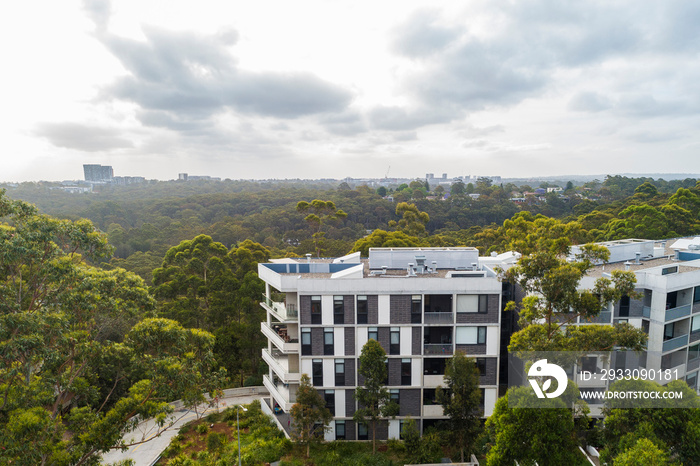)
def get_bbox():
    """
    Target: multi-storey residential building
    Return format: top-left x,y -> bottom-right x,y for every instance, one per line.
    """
258,247 -> 519,440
